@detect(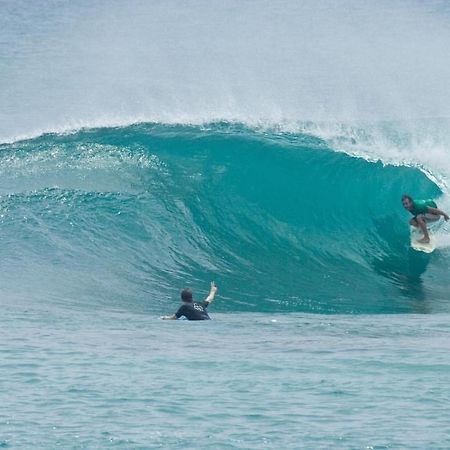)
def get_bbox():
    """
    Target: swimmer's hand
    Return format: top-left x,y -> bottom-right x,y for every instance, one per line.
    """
205,281 -> 218,304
